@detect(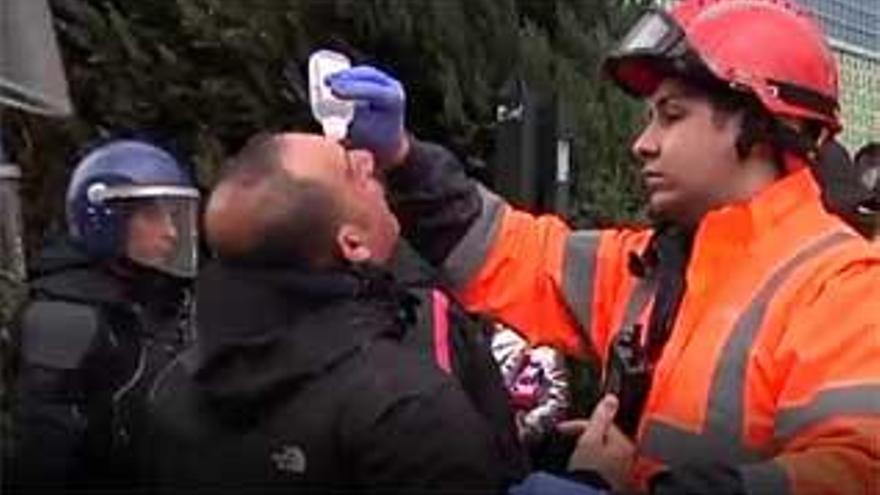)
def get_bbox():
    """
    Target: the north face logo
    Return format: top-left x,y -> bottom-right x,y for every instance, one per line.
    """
271,445 -> 307,474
